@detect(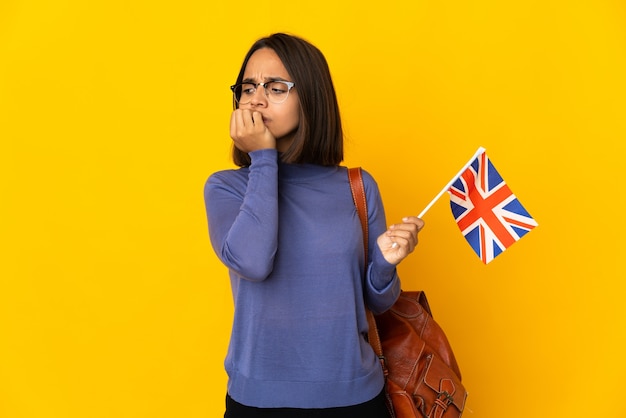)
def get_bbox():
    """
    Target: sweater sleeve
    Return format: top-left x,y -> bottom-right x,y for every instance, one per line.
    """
204,149 -> 279,281
361,170 -> 402,314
